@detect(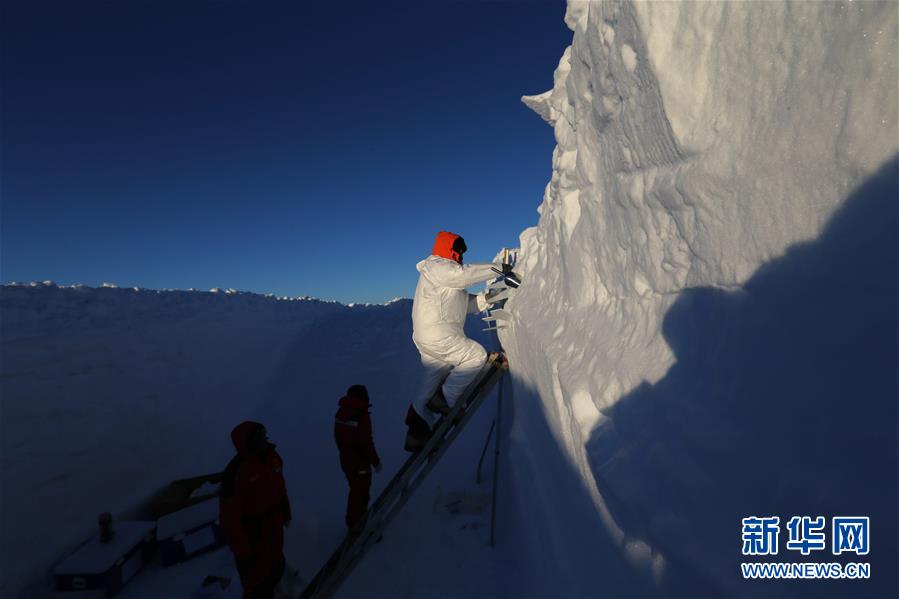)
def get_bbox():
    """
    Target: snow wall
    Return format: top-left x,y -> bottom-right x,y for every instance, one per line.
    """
500,1 -> 898,597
